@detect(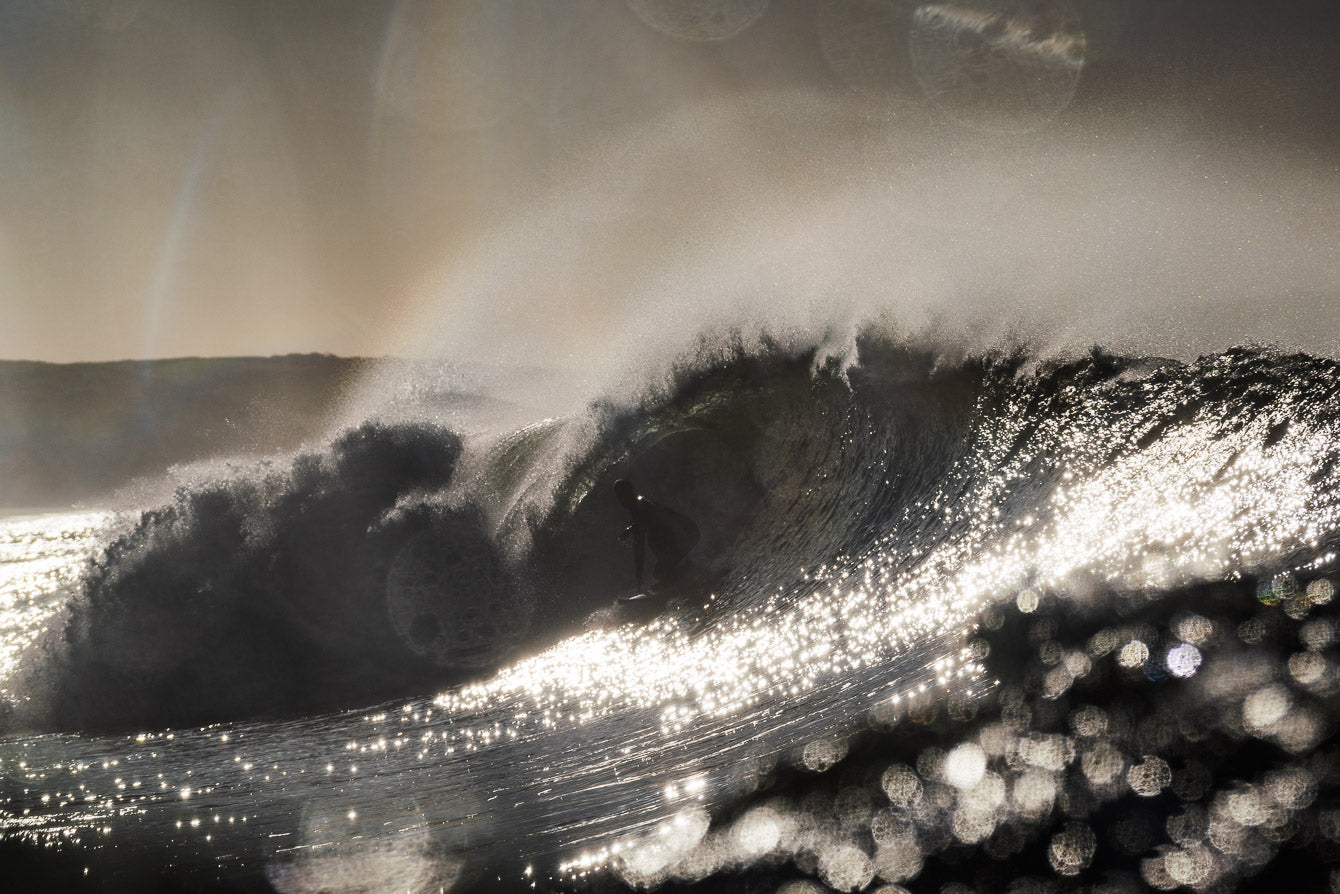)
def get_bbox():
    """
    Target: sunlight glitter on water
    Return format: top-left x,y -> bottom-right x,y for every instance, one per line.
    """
0,503 -> 992,884
0,511 -> 118,687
